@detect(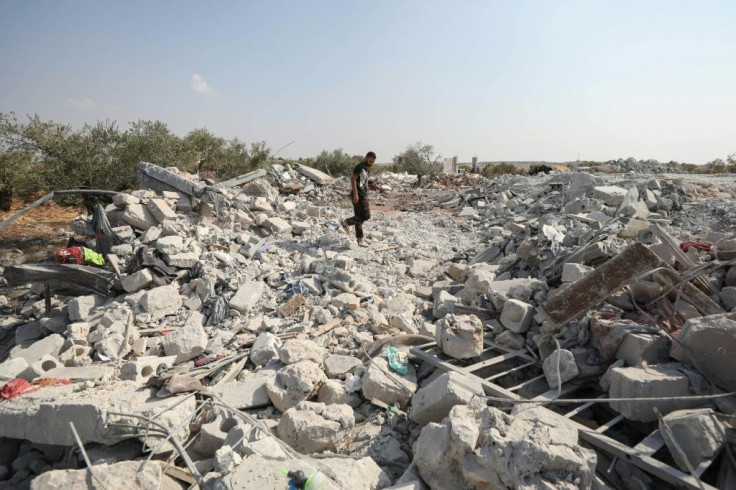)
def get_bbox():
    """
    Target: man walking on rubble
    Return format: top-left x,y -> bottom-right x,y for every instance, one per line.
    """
342,151 -> 377,244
